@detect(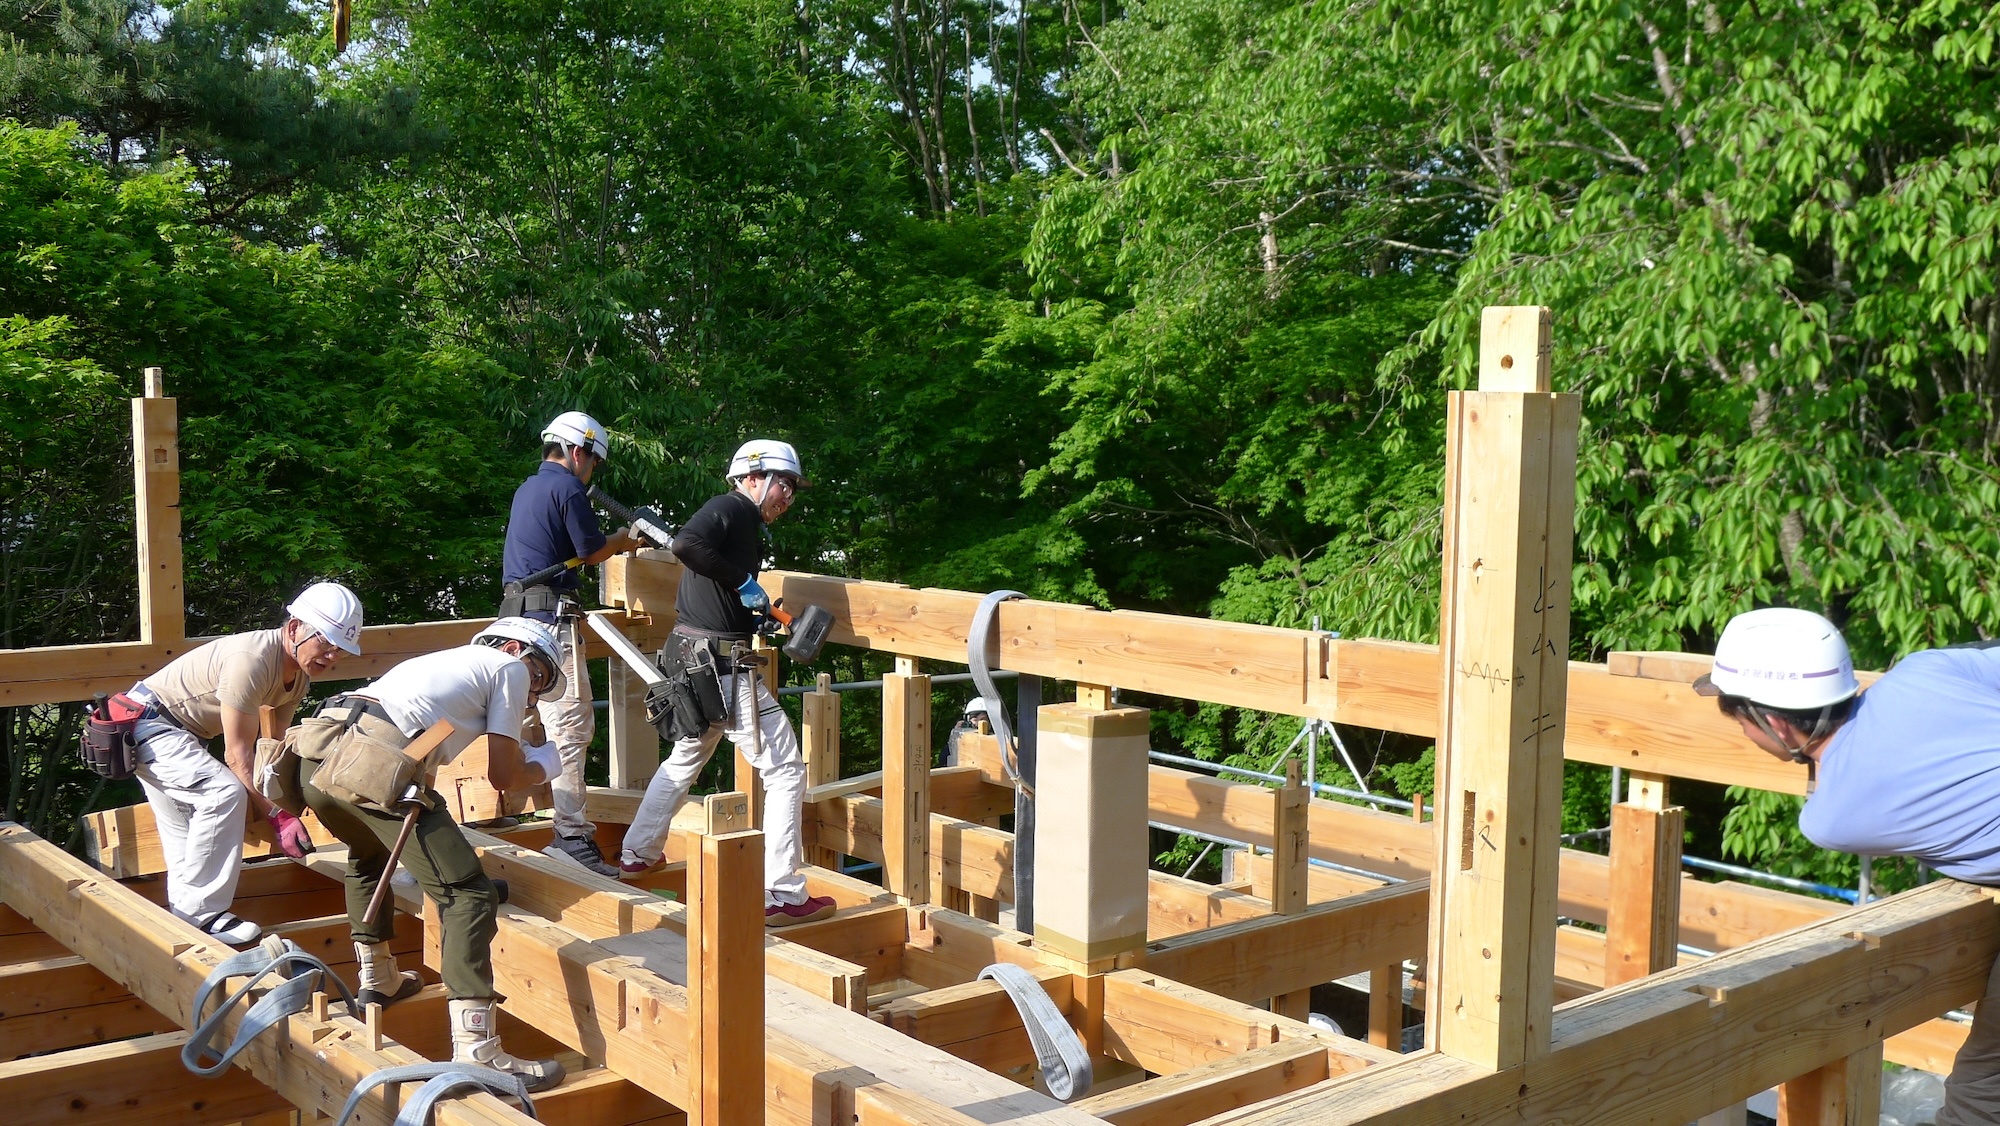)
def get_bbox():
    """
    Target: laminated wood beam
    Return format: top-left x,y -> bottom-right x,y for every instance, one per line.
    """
1070,1039 -> 1329,1126
0,954 -> 176,1058
687,829 -> 765,1126
882,668 -> 931,904
1197,880 -> 2000,1126
0,823 -> 537,1126
1098,971 -> 1398,1076
801,675 -> 843,869
1604,774 -> 1683,987
1,1028 -> 289,1126
132,375 -> 184,646
875,963 -> 1073,1073
1144,880 -> 1427,1005
1426,307 -> 1577,1069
